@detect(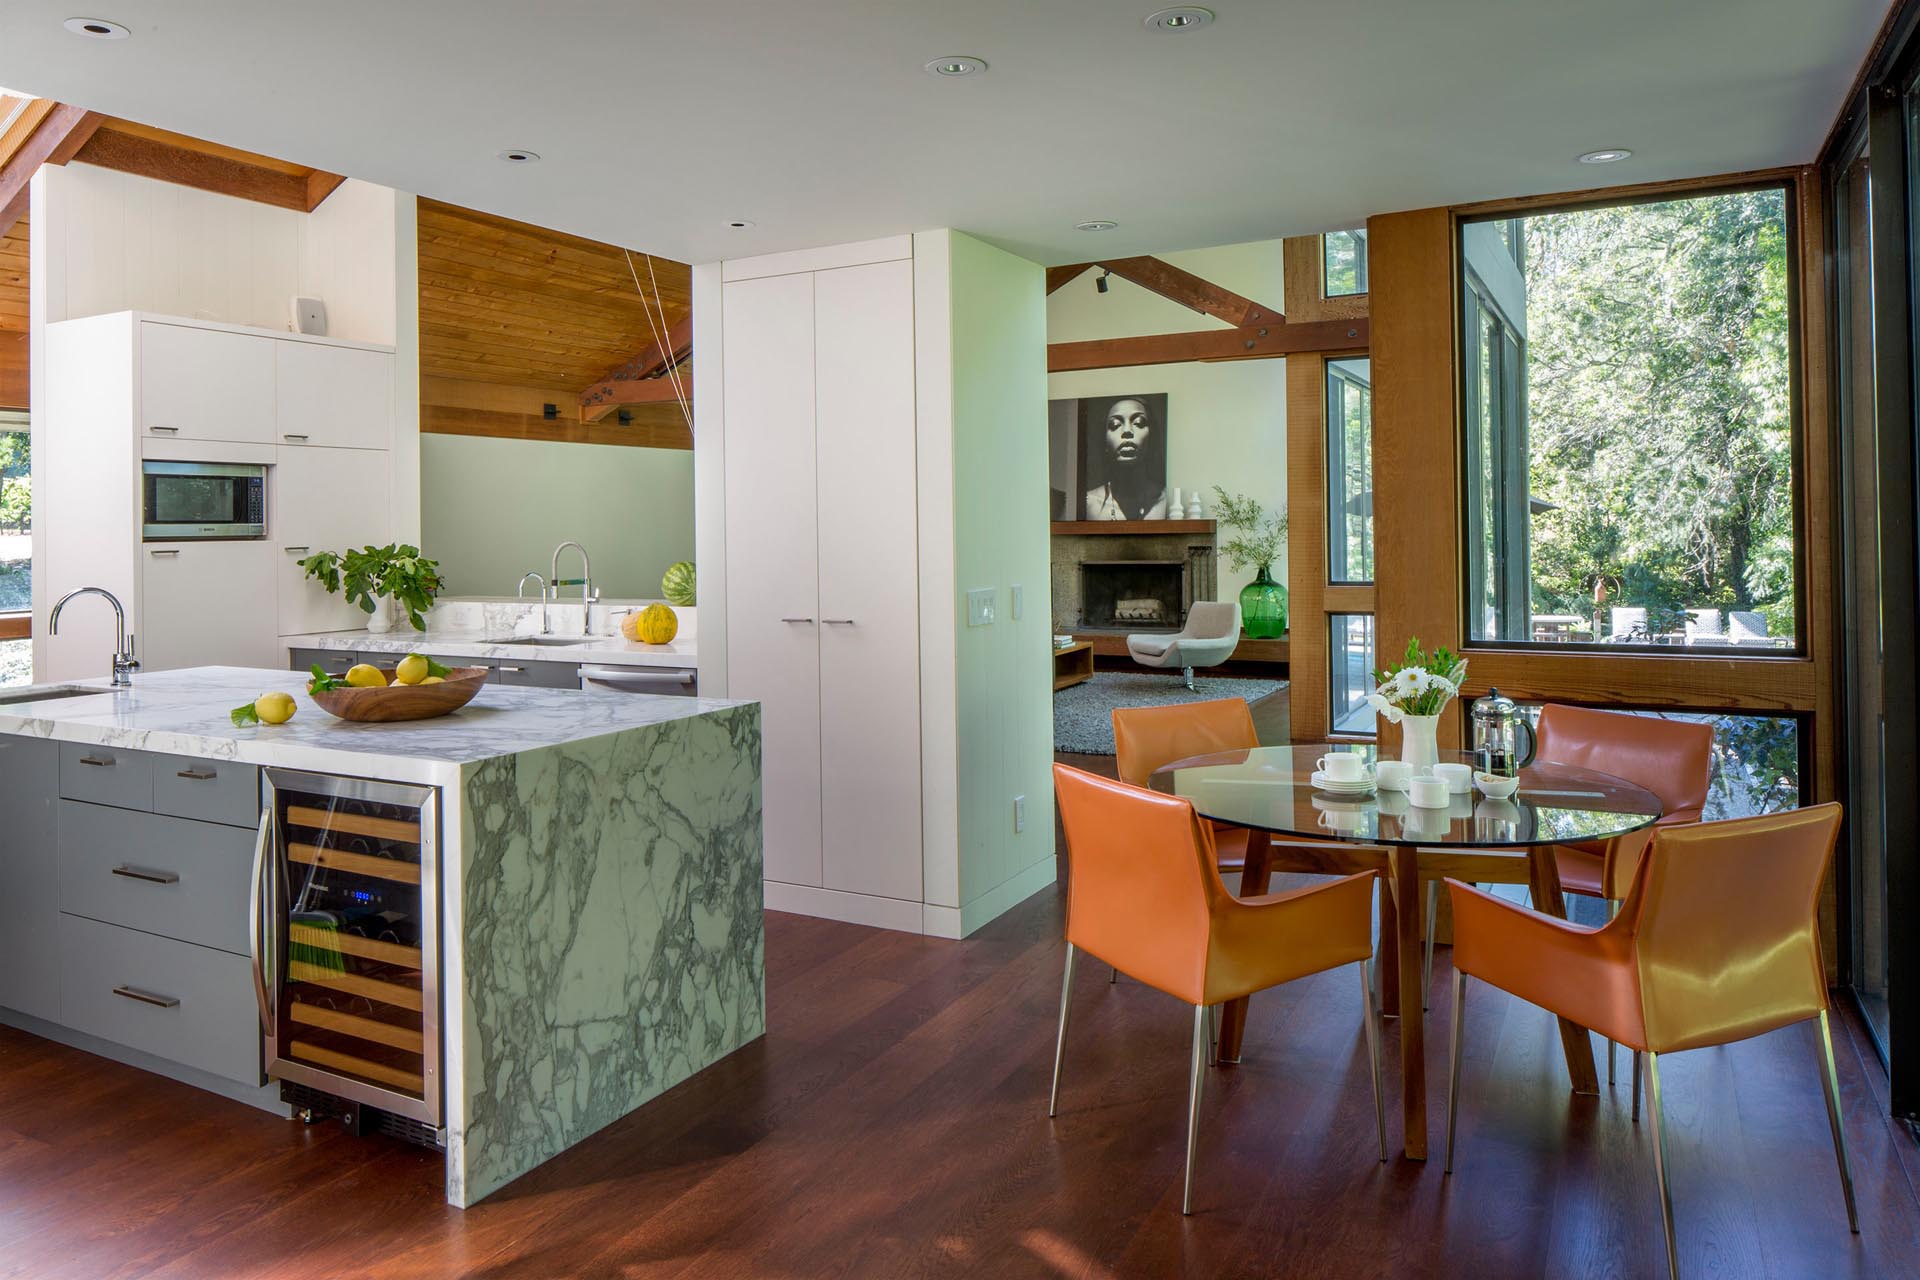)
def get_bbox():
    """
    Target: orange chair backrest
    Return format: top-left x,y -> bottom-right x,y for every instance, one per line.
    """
1620,803 -> 1841,1053
1053,763 -> 1222,1002
1536,704 -> 1713,825
1112,698 -> 1258,789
